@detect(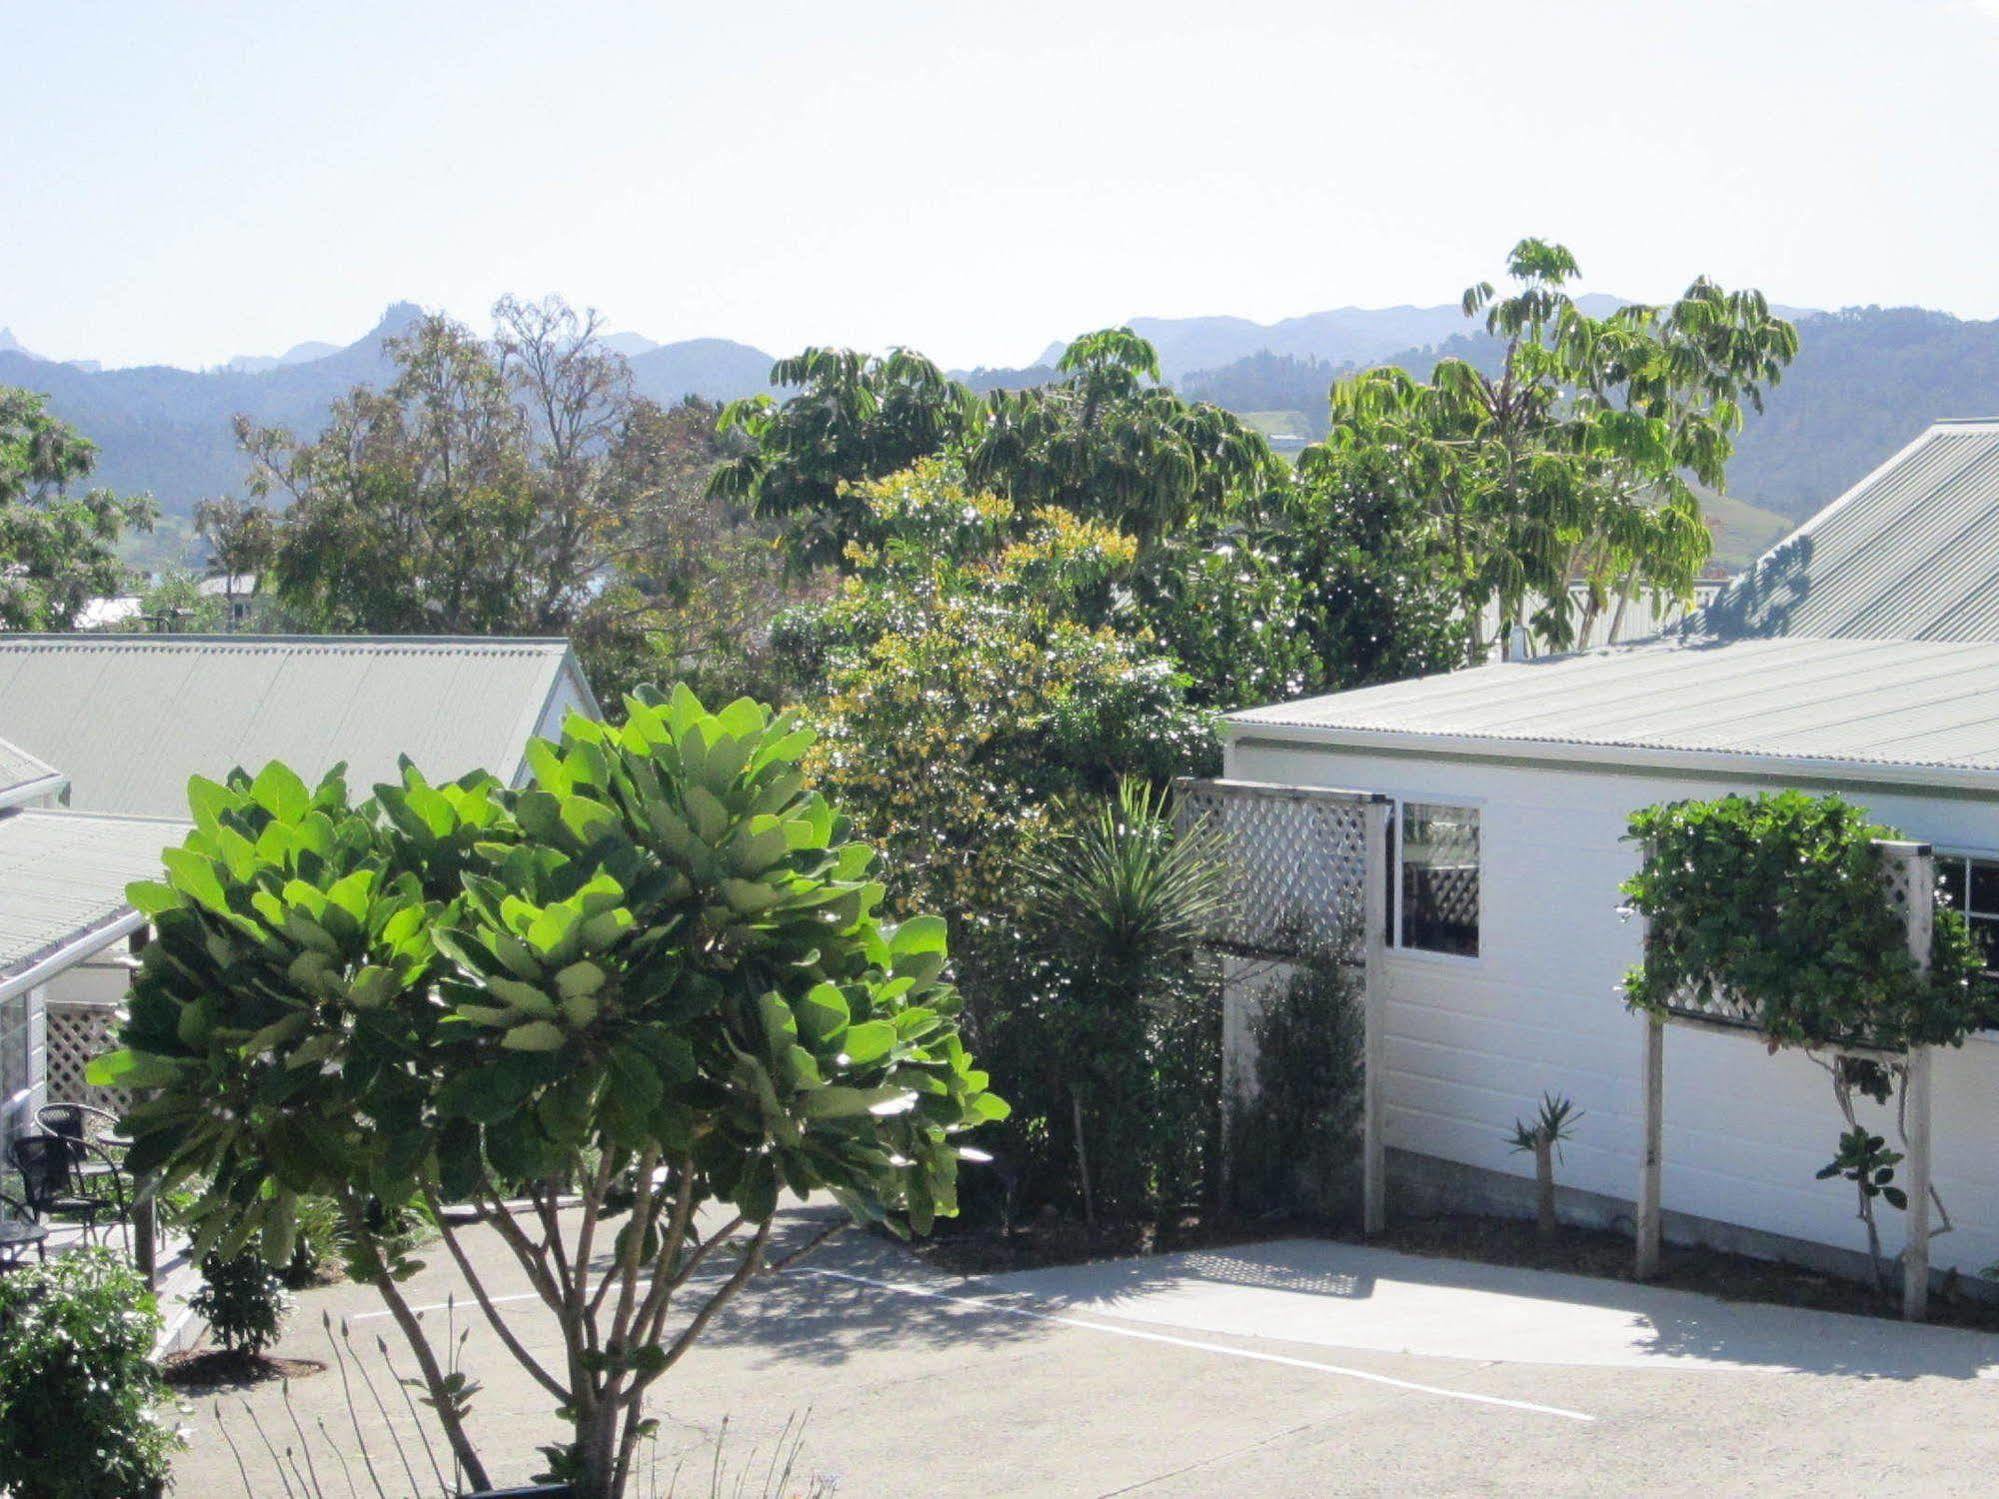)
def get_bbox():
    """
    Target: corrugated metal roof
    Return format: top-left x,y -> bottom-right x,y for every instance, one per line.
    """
1227,636 -> 1999,785
0,635 -> 587,818
0,810 -> 186,991
1698,420 -> 1999,642
0,736 -> 63,809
